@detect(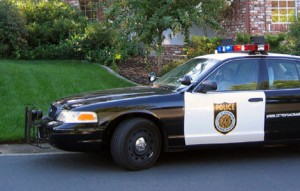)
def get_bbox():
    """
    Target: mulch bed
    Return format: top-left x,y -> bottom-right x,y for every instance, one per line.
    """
118,57 -> 160,85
